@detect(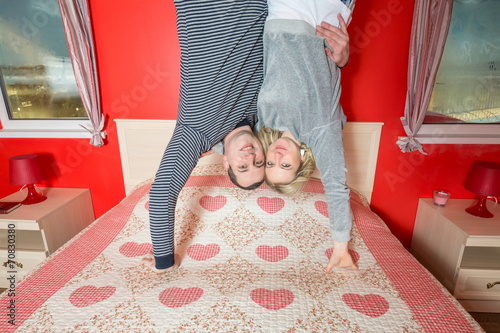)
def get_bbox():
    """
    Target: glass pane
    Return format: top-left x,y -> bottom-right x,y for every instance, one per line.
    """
426,0 -> 500,124
0,0 -> 87,120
